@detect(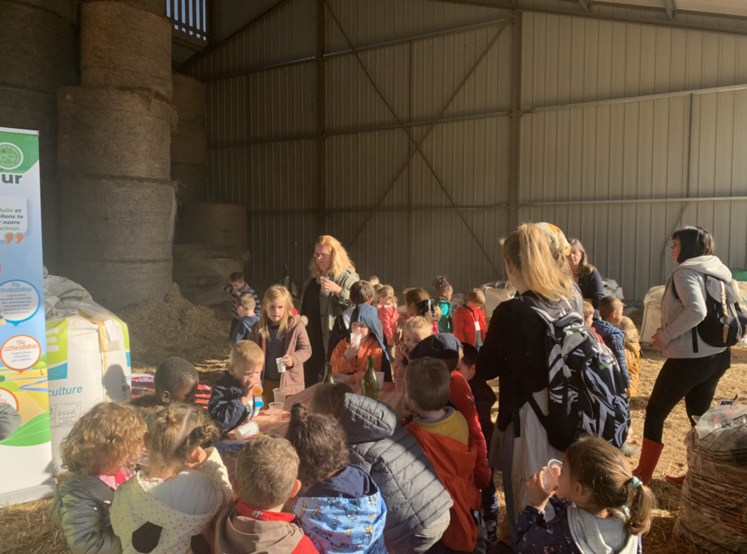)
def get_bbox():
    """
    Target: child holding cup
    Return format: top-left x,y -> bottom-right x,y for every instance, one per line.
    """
248,285 -> 312,407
